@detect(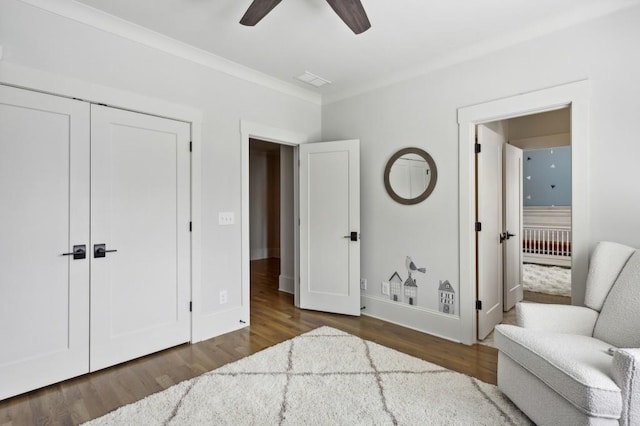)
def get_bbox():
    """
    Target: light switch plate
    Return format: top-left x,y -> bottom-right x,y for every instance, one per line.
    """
218,212 -> 235,225
381,281 -> 390,295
